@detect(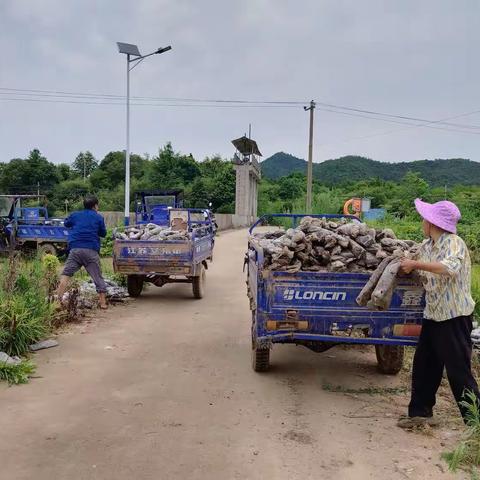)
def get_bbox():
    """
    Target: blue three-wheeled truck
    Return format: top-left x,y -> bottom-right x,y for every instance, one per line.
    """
113,203 -> 215,299
0,195 -> 68,256
247,214 -> 425,374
